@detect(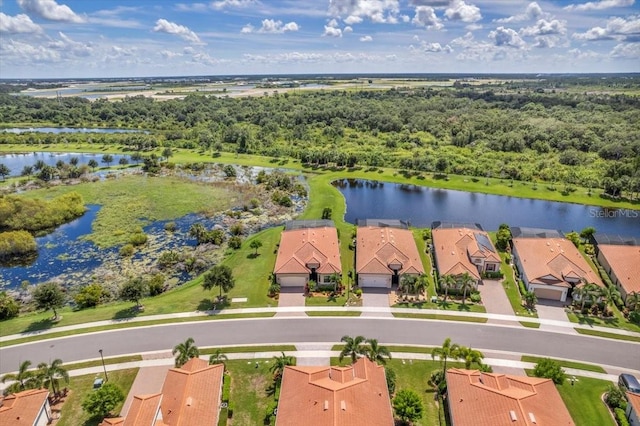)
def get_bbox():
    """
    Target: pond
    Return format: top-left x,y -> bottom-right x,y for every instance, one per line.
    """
0,152 -> 134,177
334,179 -> 640,237
0,205 -> 217,290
